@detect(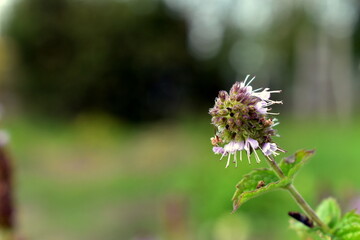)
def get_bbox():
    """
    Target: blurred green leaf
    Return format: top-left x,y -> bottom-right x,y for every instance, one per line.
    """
232,168 -> 290,211
213,214 -> 251,240
279,149 -> 315,179
289,219 -> 328,240
333,211 -> 360,240
316,198 -> 341,229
